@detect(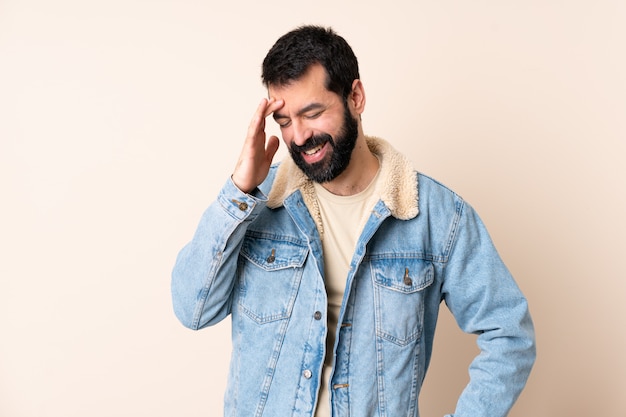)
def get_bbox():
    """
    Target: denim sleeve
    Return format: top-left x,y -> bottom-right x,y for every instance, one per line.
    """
171,177 -> 268,330
441,201 -> 536,417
